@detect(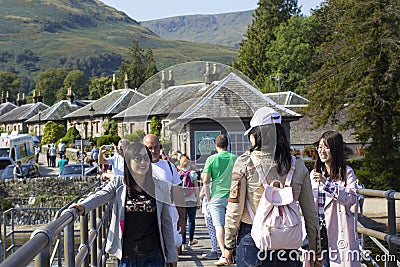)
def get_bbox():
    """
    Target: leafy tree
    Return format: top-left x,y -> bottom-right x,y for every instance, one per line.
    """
41,121 -> 64,145
265,15 -> 321,95
0,72 -> 21,103
306,0 -> 400,190
149,116 -> 162,137
118,40 -> 157,89
89,76 -> 112,99
233,0 -> 300,92
35,68 -> 67,105
56,70 -> 88,101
